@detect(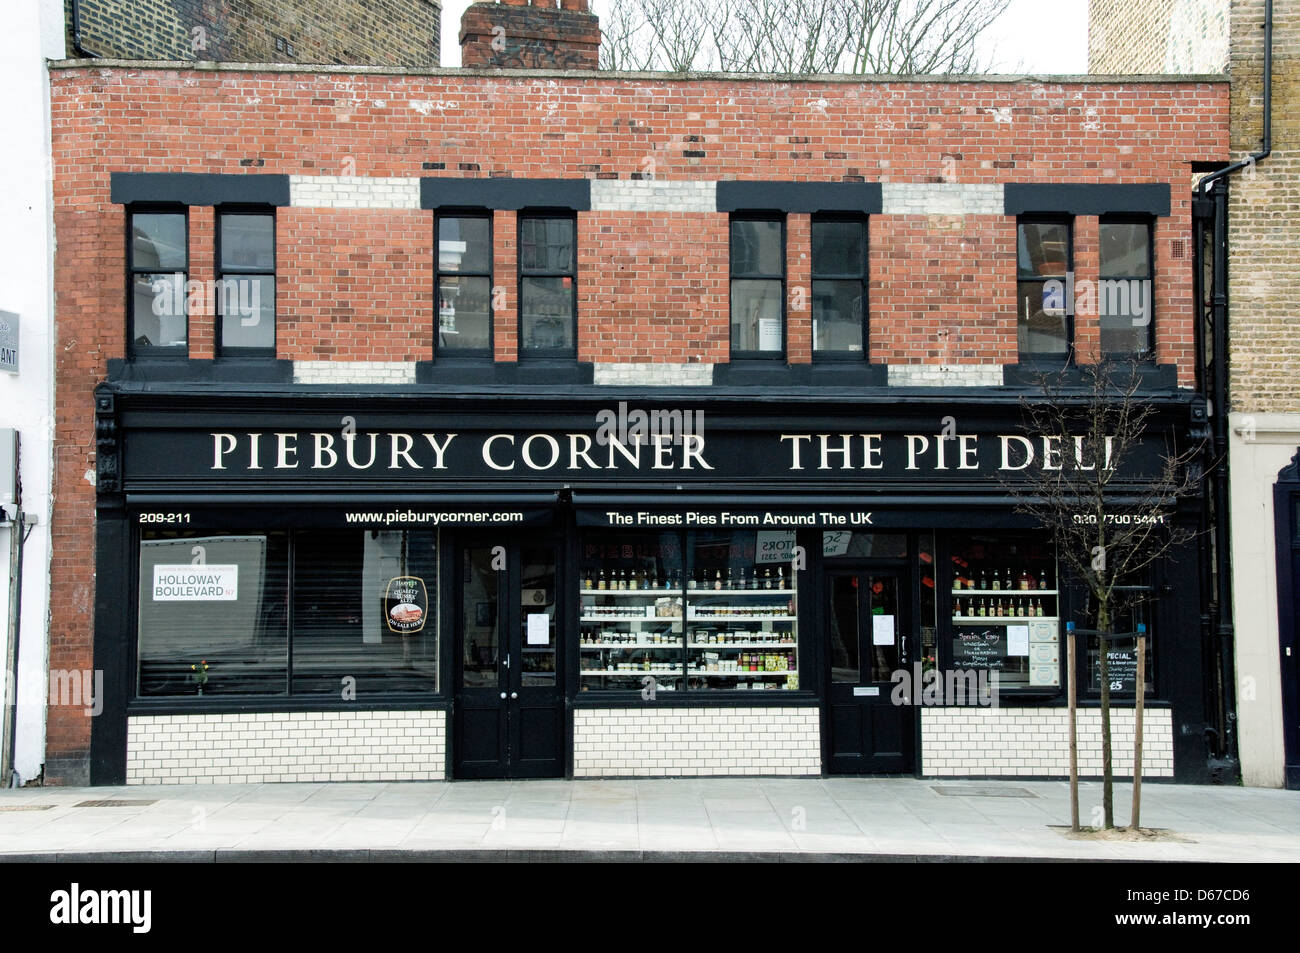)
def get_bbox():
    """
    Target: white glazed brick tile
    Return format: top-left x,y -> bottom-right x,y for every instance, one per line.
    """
918,708 -> 1173,778
592,362 -> 714,387
880,182 -> 1005,216
888,364 -> 1005,387
289,175 -> 421,209
293,361 -> 418,385
127,711 -> 446,784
